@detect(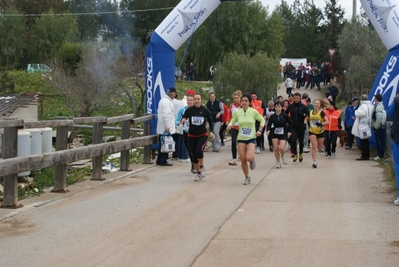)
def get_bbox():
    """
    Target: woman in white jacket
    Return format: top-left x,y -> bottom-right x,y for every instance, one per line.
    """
352,94 -> 374,160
